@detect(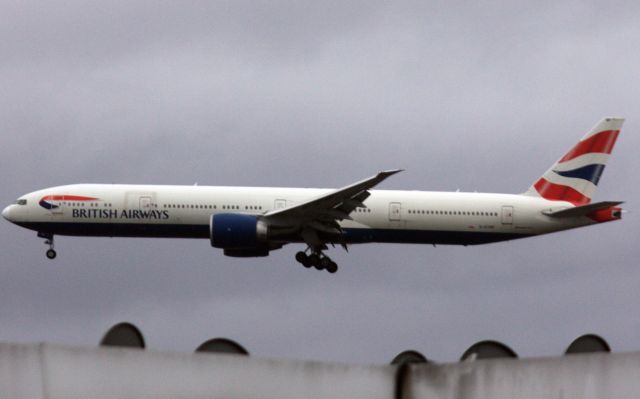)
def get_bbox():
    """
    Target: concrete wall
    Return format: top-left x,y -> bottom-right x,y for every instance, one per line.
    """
1,342 -> 639,399
405,353 -> 640,399
0,343 -> 393,399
